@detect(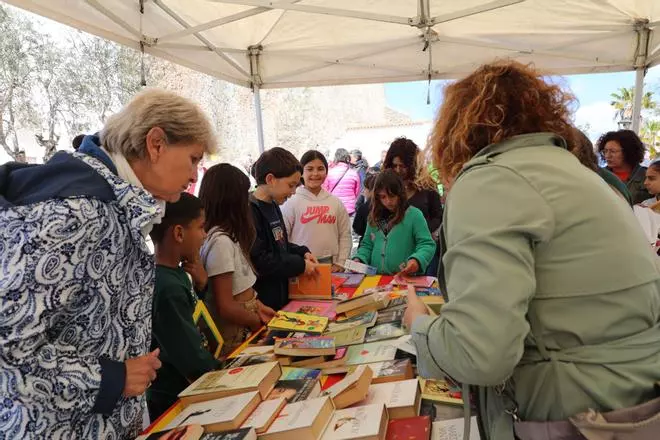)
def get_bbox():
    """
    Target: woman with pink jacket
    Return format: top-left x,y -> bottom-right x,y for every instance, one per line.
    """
323,148 -> 361,215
